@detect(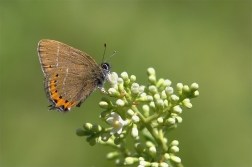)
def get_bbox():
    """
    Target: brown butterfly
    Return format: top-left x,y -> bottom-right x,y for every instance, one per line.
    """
37,40 -> 111,112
